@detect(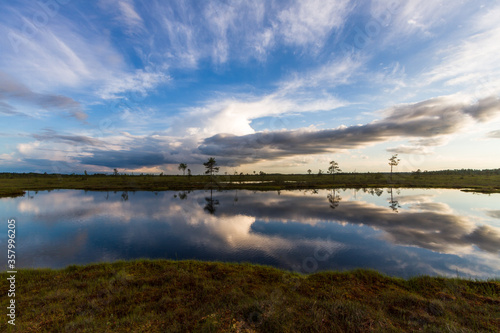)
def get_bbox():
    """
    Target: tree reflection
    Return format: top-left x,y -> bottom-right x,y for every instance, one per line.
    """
388,187 -> 400,212
362,188 -> 384,196
305,189 -> 319,195
204,189 -> 219,215
121,191 -> 129,201
327,188 -> 342,209
233,190 -> 238,205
